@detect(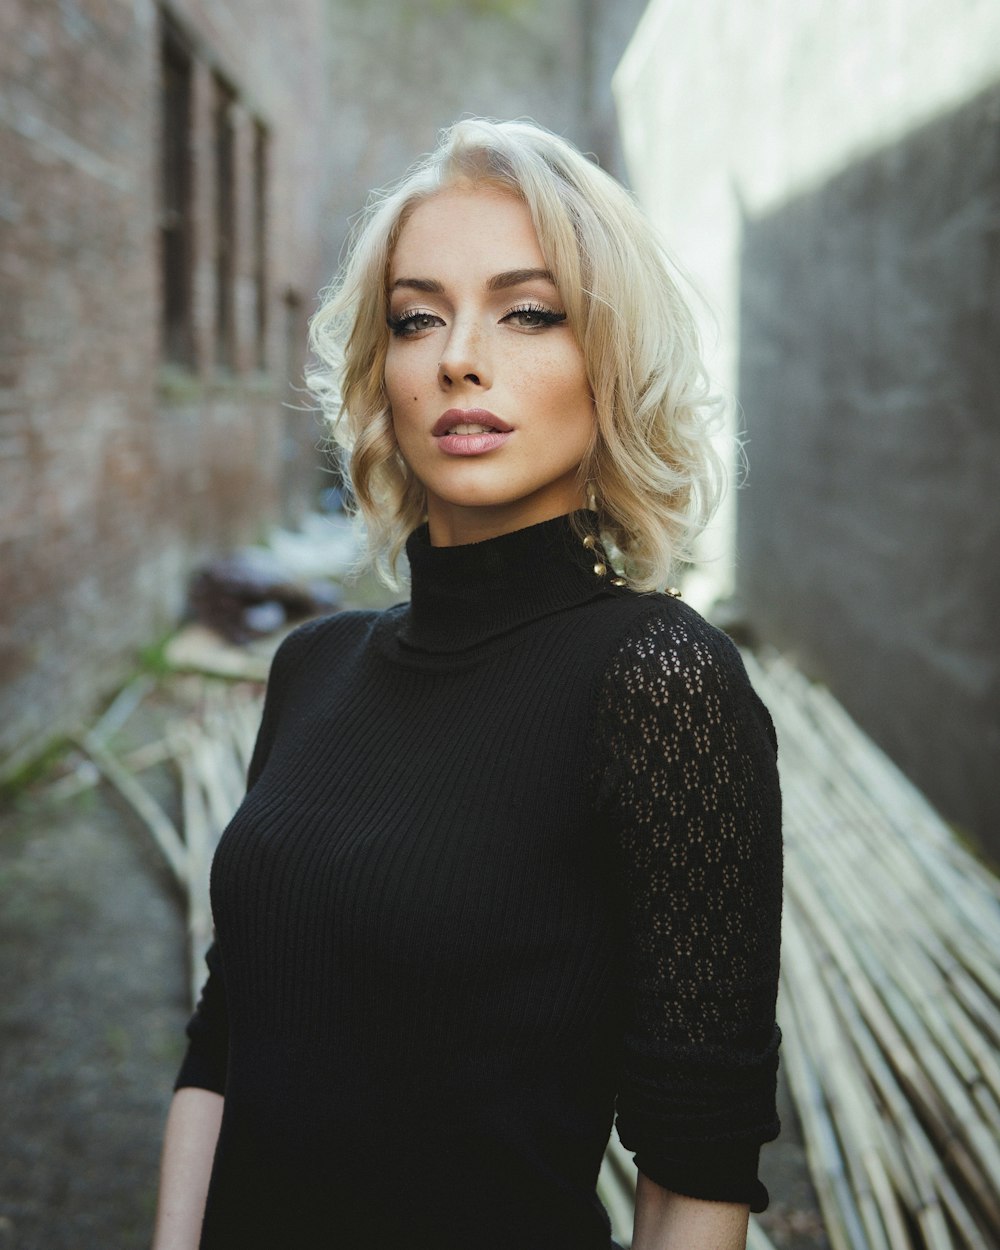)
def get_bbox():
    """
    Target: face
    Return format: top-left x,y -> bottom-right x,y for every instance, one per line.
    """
384,185 -> 594,546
